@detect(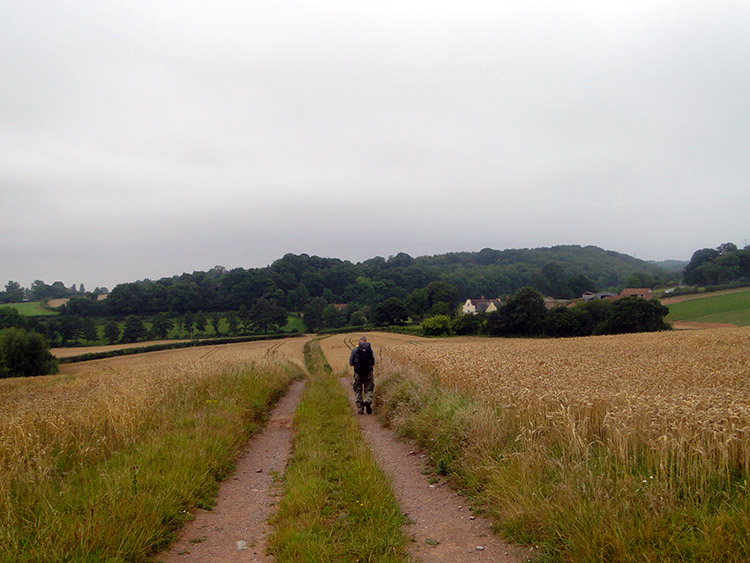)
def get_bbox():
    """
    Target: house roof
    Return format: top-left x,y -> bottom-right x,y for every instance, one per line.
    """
620,288 -> 653,297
